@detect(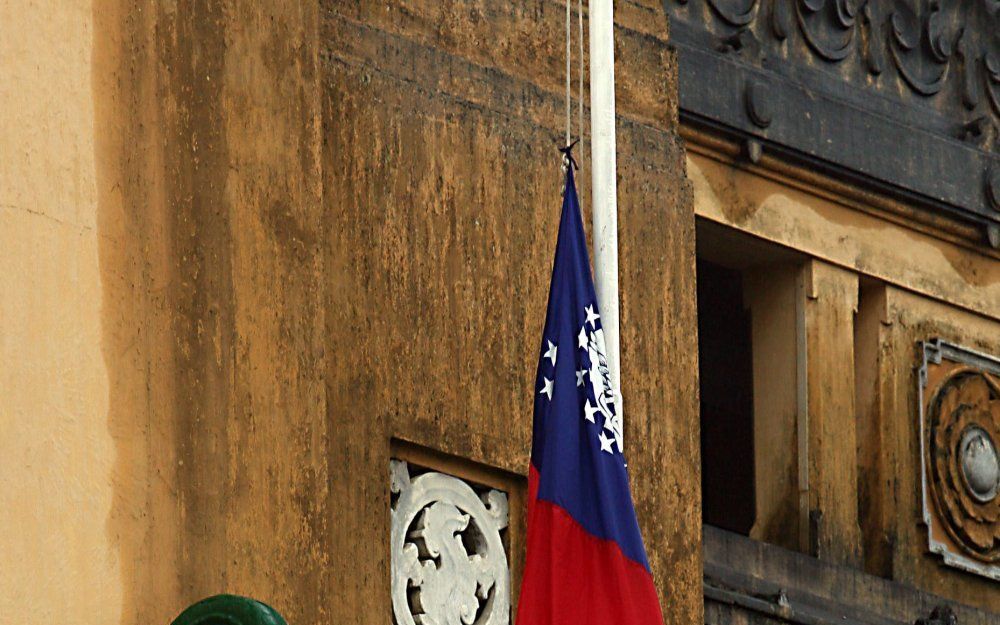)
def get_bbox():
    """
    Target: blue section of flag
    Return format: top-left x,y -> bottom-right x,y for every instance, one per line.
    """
531,166 -> 651,570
